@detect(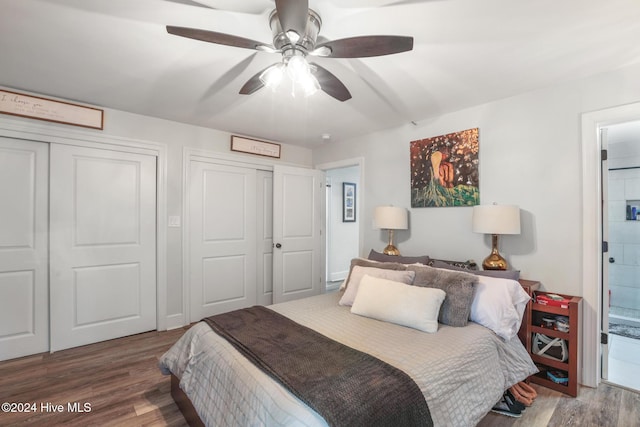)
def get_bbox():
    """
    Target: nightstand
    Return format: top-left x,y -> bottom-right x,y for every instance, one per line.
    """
527,292 -> 582,396
517,279 -> 540,351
